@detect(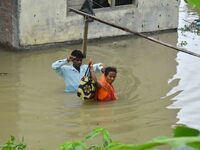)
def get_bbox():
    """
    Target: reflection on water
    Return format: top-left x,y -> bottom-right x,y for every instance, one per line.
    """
0,1 -> 200,149
166,0 -> 200,130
